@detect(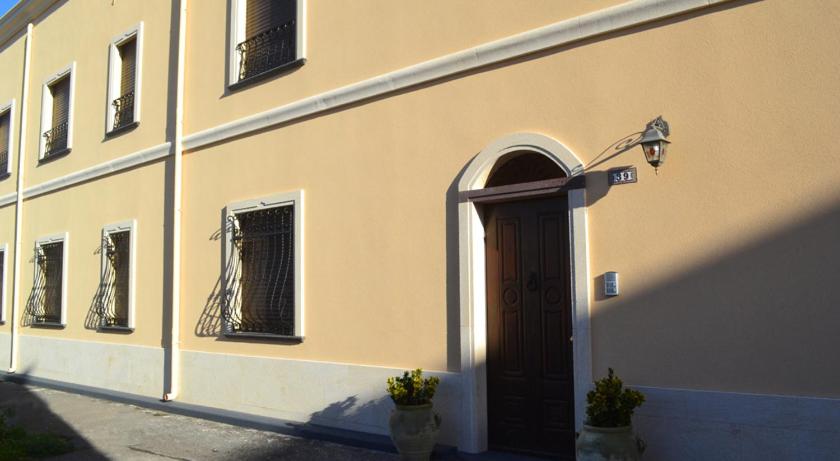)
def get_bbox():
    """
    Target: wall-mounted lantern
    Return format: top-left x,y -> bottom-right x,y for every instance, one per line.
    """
639,116 -> 670,174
